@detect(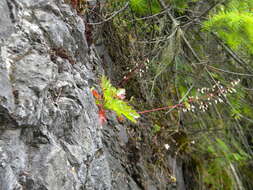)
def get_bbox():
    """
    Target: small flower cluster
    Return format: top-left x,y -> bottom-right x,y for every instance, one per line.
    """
138,59 -> 149,78
119,59 -> 150,86
138,79 -> 240,115
182,79 -> 240,113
